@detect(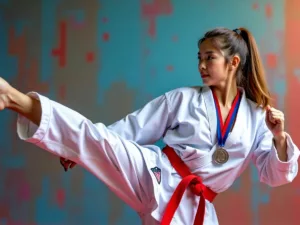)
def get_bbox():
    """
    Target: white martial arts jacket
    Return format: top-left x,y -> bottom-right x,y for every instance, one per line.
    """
17,85 -> 300,225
